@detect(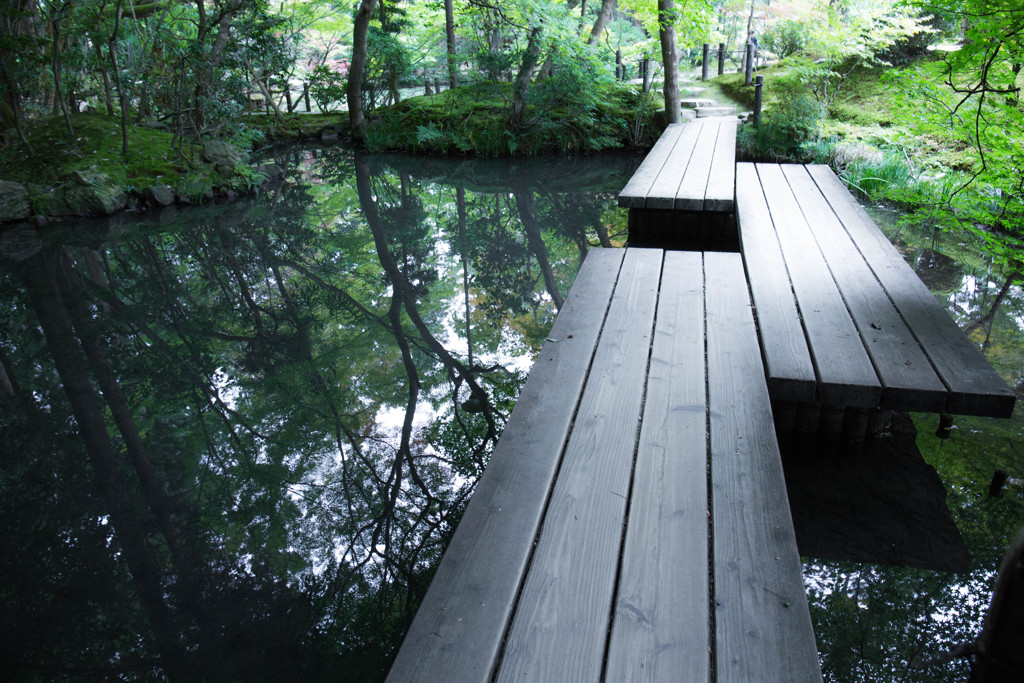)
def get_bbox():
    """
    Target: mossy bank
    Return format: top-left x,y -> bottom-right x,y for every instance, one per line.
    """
0,112 -> 348,224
